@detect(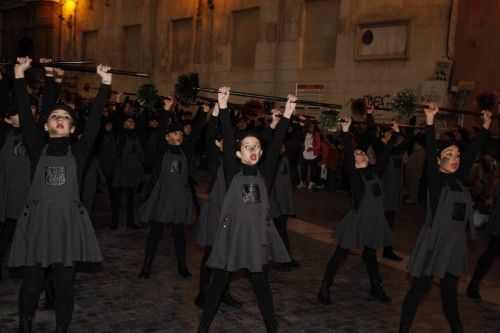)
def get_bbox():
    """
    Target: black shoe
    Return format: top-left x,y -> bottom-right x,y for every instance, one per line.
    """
289,260 -> 300,268
54,324 -> 69,333
18,317 -> 33,333
264,320 -> 278,333
221,293 -> 243,309
370,278 -> 392,304
317,279 -> 333,305
466,282 -> 481,299
195,292 -> 205,308
197,319 -> 211,333
177,254 -> 192,279
382,250 -> 403,261
451,324 -> 464,333
139,255 -> 153,279
398,323 -> 410,333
